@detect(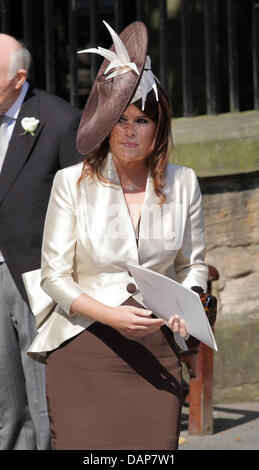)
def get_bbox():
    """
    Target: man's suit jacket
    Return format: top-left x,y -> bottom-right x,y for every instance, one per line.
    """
26,154 -> 208,362
0,84 -> 83,301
